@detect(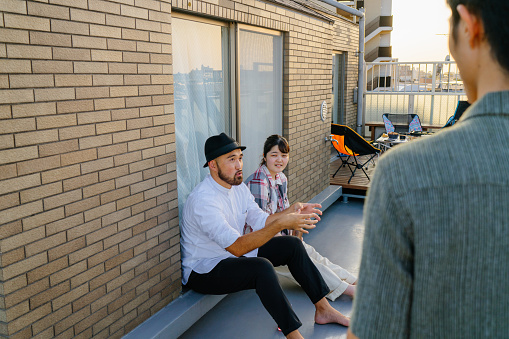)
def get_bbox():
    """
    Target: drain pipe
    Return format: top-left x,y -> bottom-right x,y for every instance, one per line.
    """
316,0 -> 365,134
317,0 -> 364,17
356,9 -> 365,135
